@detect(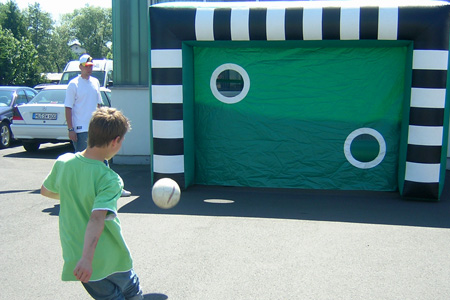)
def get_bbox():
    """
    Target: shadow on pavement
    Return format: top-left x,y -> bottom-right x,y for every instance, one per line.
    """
4,142 -> 74,160
143,293 -> 168,300
42,204 -> 60,216
115,165 -> 450,229
0,189 -> 37,195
